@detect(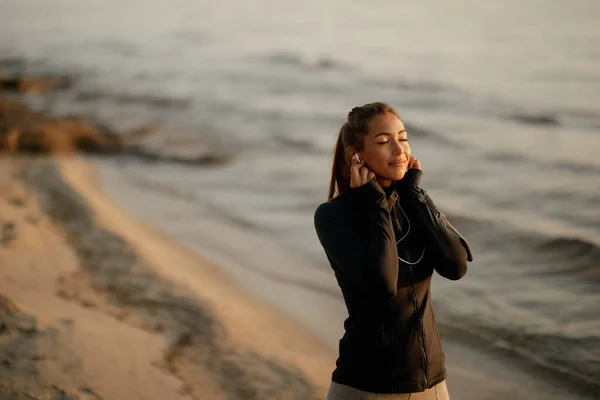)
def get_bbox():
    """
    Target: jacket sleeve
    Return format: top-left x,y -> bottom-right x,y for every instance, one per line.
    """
314,178 -> 399,301
398,169 -> 473,280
